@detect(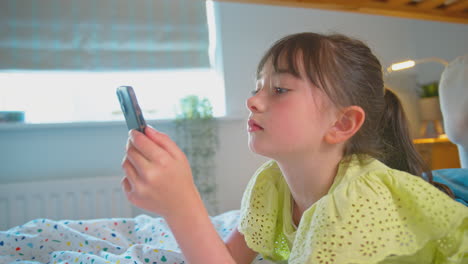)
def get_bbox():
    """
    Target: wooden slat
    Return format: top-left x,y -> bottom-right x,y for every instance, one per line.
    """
416,0 -> 447,10
358,5 -> 467,23
346,0 -> 373,4
214,0 -> 468,24
387,0 -> 414,6
445,0 -> 468,11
